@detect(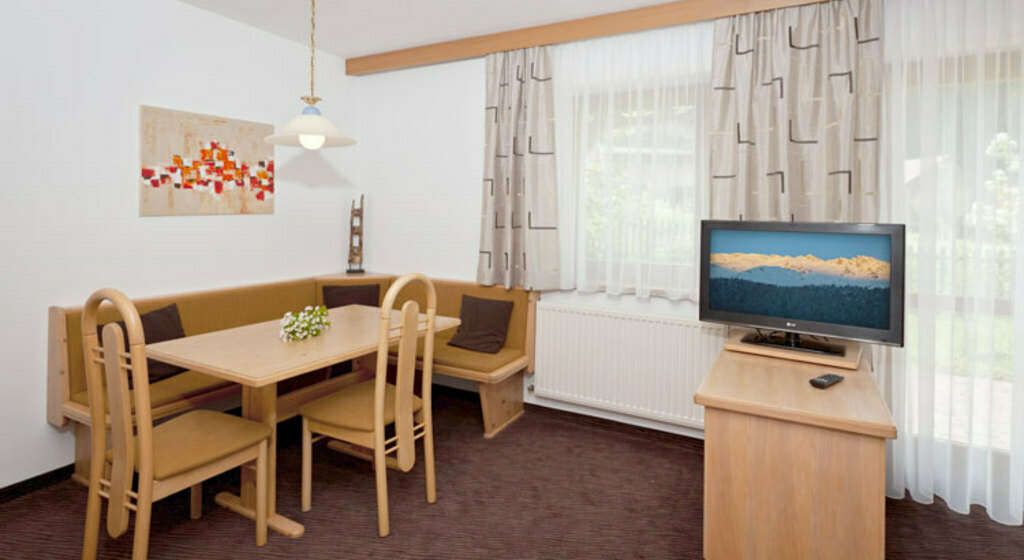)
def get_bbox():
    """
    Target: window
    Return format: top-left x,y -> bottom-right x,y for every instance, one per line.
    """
880,0 -> 1024,524
552,23 -> 713,300
896,67 -> 1023,450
